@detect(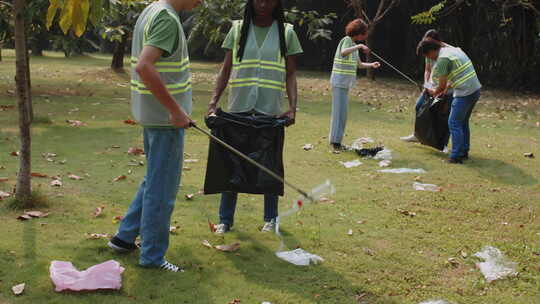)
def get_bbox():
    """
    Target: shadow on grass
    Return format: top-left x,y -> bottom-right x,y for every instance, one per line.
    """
466,157 -> 538,186
225,231 -> 397,304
